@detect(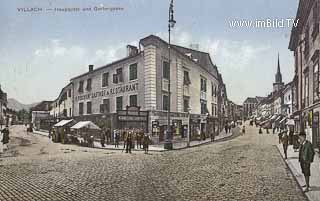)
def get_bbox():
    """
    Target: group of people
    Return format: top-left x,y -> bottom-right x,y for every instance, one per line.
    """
224,122 -> 234,134
99,128 -> 151,154
280,130 -> 315,192
0,126 -> 10,154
